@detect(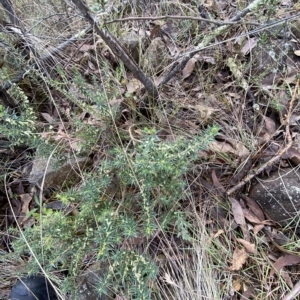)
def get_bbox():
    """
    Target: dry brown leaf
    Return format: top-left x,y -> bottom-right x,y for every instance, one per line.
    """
262,115 -> 277,135
233,141 -> 250,158
19,194 -> 32,215
242,195 -> 265,222
41,113 -> 54,123
228,247 -> 248,271
225,139 -> 250,157
229,197 -> 245,226
209,141 -> 237,154
126,78 -> 143,93
182,56 -> 198,79
257,115 -> 278,144
211,169 -> 225,192
282,147 -> 300,165
237,238 -> 257,254
276,254 -> 300,268
230,197 -> 250,241
212,229 -> 224,238
233,277 -> 242,291
209,141 -> 249,158
243,208 -> 263,224
253,224 -> 265,236
270,255 -> 300,276
281,270 -> 294,289
265,227 -> 291,246
19,193 -> 33,224
241,37 -> 257,55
